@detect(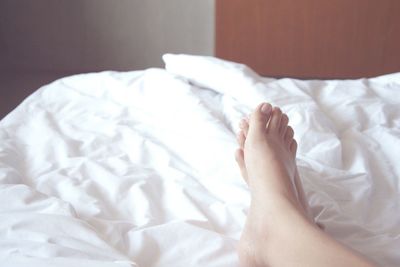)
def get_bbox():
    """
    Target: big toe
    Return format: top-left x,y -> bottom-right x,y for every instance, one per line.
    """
248,103 -> 272,137
268,107 -> 283,133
